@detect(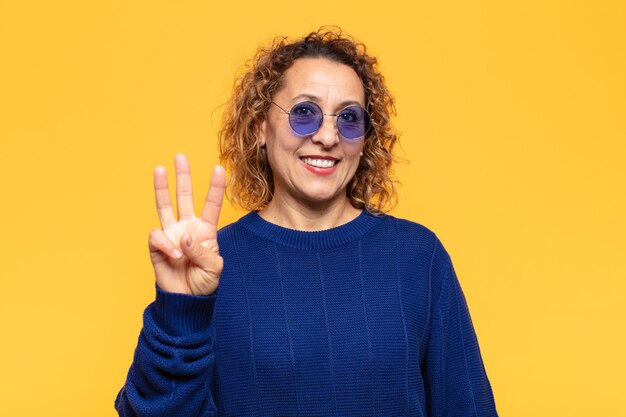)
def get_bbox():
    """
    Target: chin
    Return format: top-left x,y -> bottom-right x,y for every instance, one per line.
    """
298,188 -> 345,206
